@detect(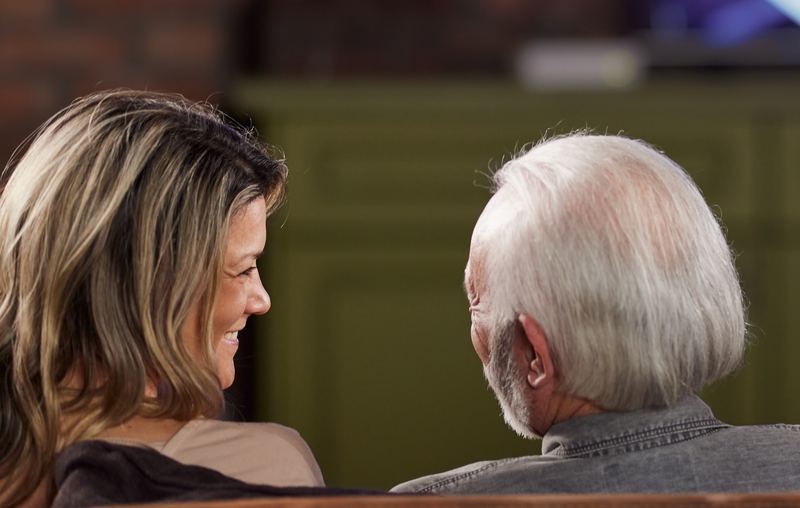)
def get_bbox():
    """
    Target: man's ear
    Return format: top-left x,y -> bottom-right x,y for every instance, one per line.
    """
518,314 -> 556,390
